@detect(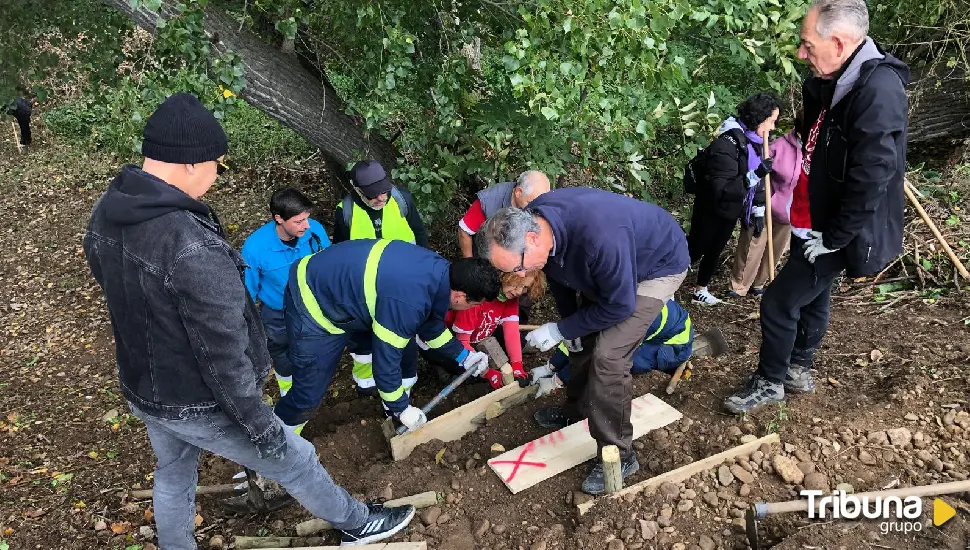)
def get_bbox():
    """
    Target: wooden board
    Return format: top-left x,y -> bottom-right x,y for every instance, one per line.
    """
253,543 -> 425,550
295,491 -> 438,535
576,433 -> 780,515
487,393 -> 682,494
389,382 -> 536,461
